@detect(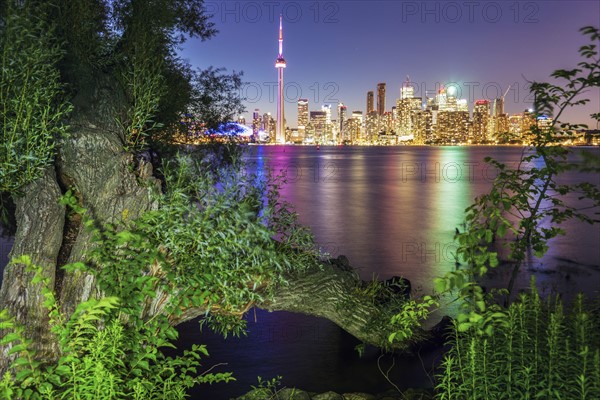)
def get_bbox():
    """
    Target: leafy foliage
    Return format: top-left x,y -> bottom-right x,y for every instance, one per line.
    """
389,296 -> 437,343
188,67 -> 246,132
435,281 -> 600,400
431,25 -> 600,399
1,142 -> 325,397
0,256 -> 233,399
0,1 -> 71,194
60,146 -> 319,338
118,45 -> 165,153
433,26 -> 600,333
